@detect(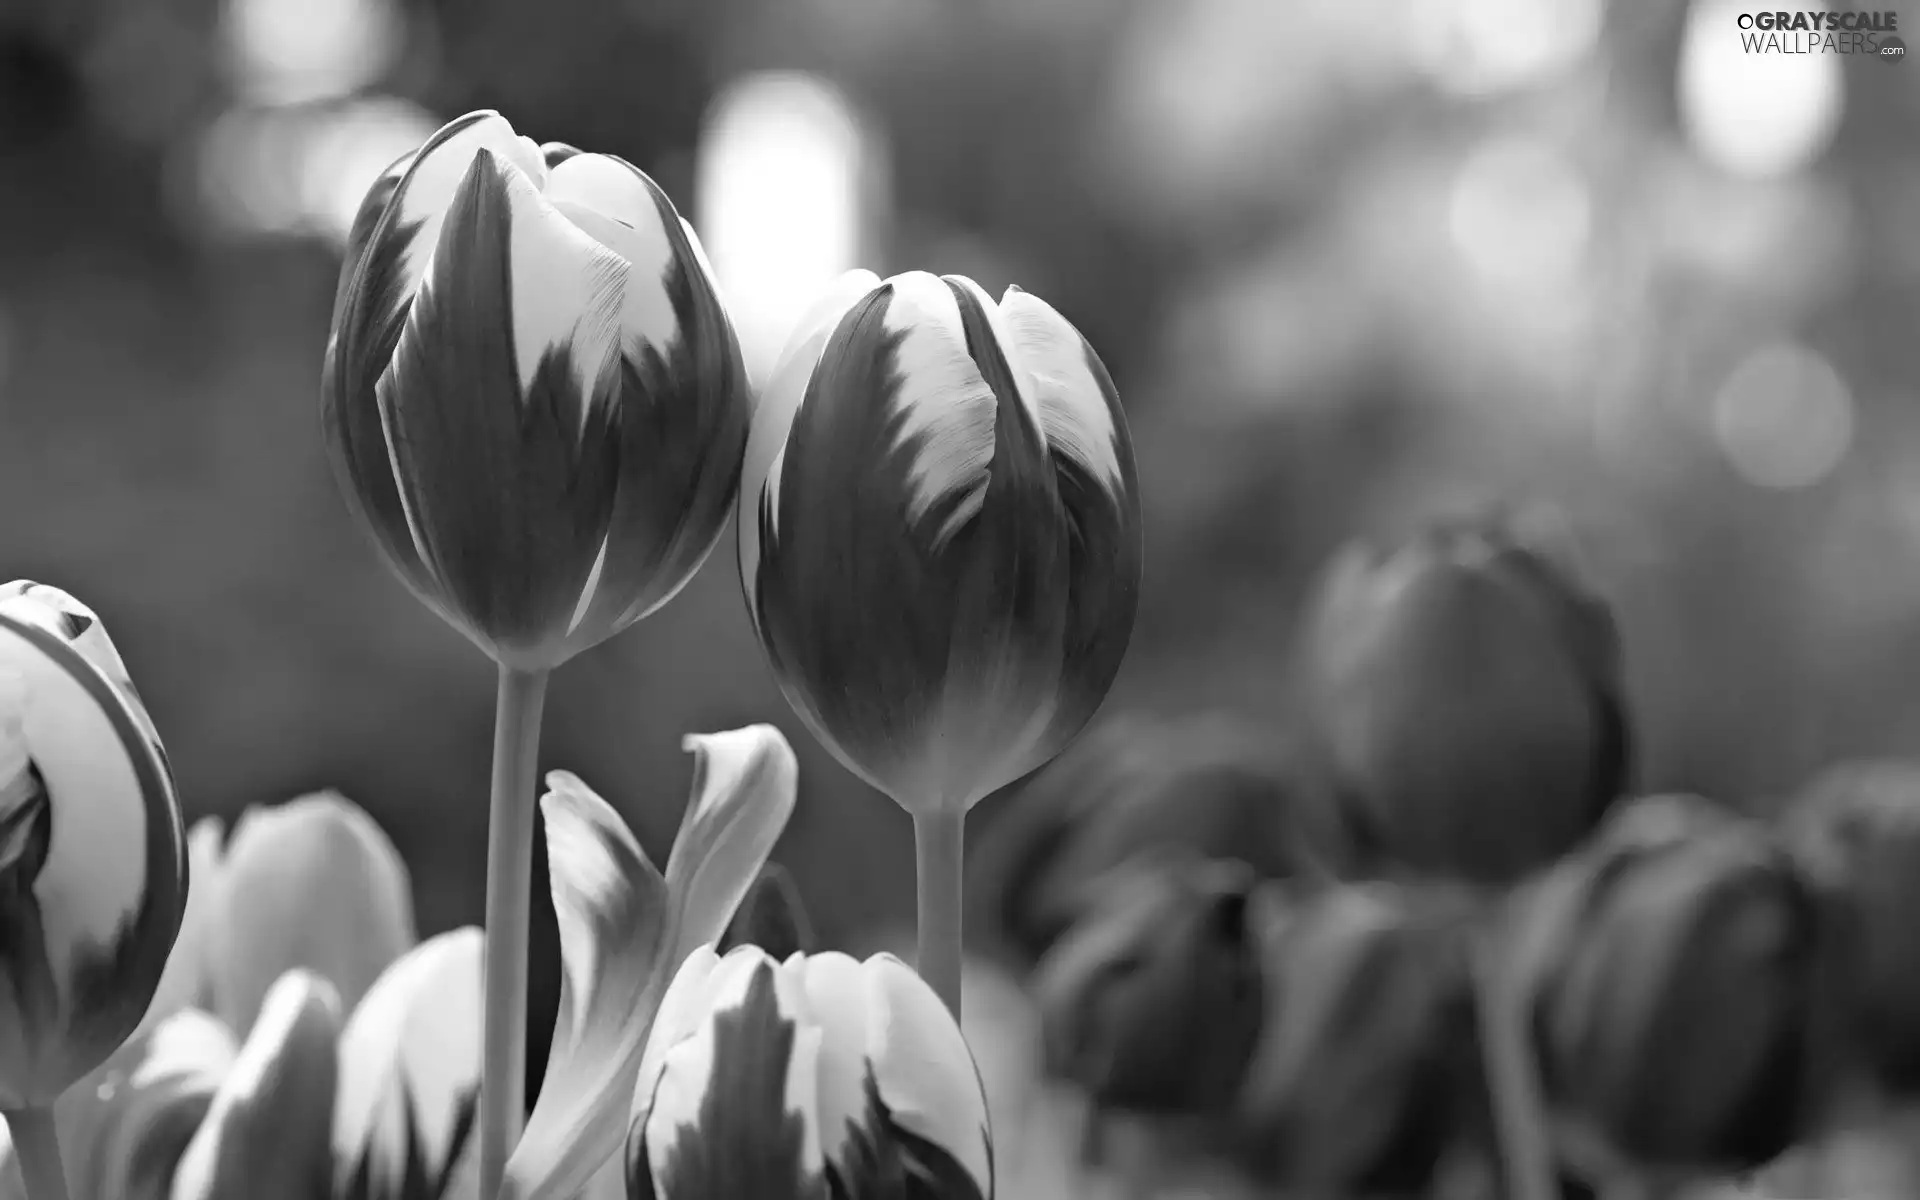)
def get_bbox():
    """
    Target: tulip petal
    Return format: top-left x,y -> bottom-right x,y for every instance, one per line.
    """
630,950 -> 828,1200
139,817 -> 226,1036
545,154 -> 681,350
335,929 -> 483,1200
739,269 -> 882,625
0,607 -> 185,1104
205,792 -> 415,1040
559,160 -> 753,643
503,772 -> 667,1200
375,147 -> 624,658
170,970 -> 342,1200
662,727 -> 799,964
323,112 -> 542,603
44,1008 -> 236,1200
